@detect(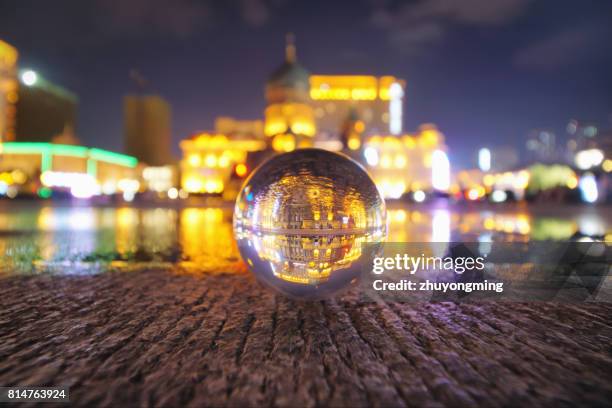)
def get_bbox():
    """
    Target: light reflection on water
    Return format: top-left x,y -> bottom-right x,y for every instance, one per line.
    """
0,203 -> 609,275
